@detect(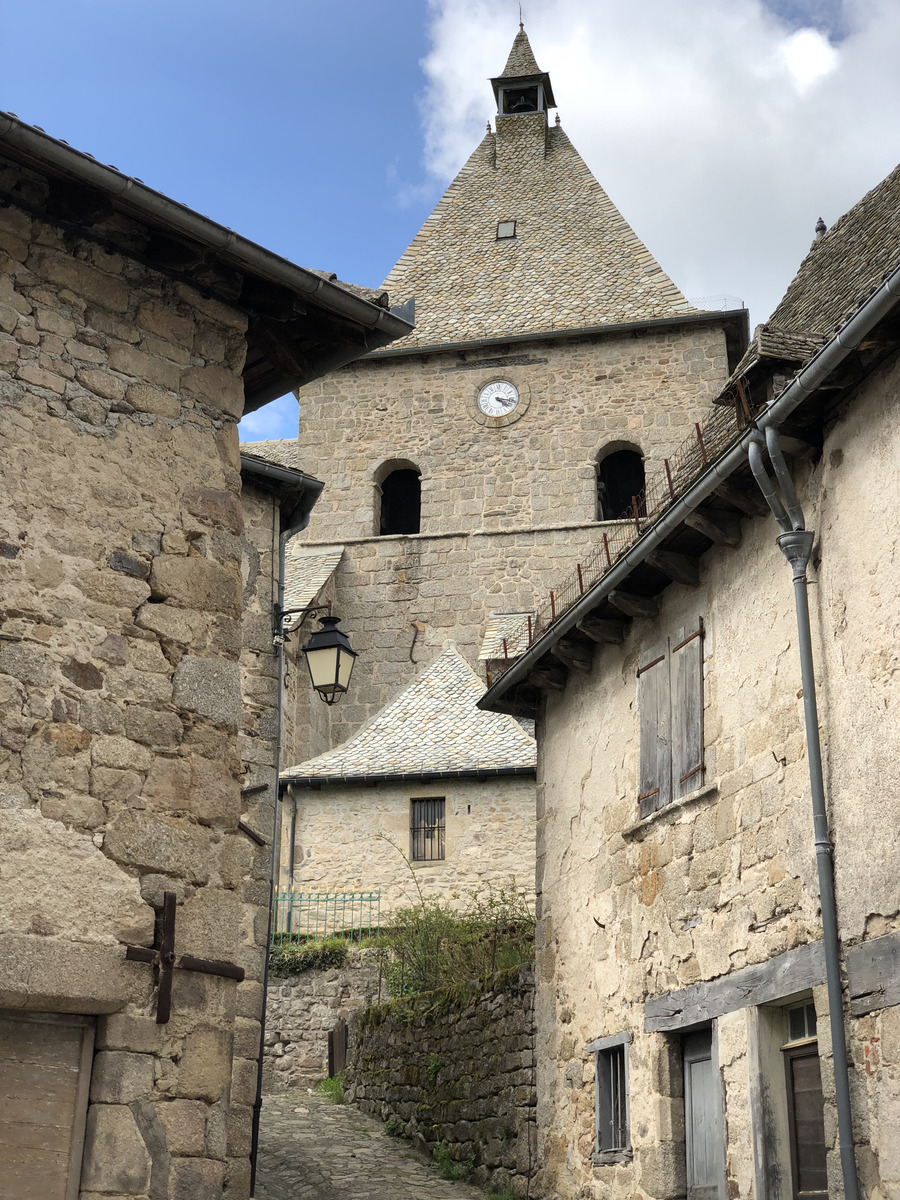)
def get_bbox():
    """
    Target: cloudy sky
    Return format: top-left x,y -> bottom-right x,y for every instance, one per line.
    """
3,1 -> 899,442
